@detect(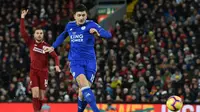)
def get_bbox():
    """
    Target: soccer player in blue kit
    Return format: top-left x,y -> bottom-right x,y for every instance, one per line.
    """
44,4 -> 112,112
